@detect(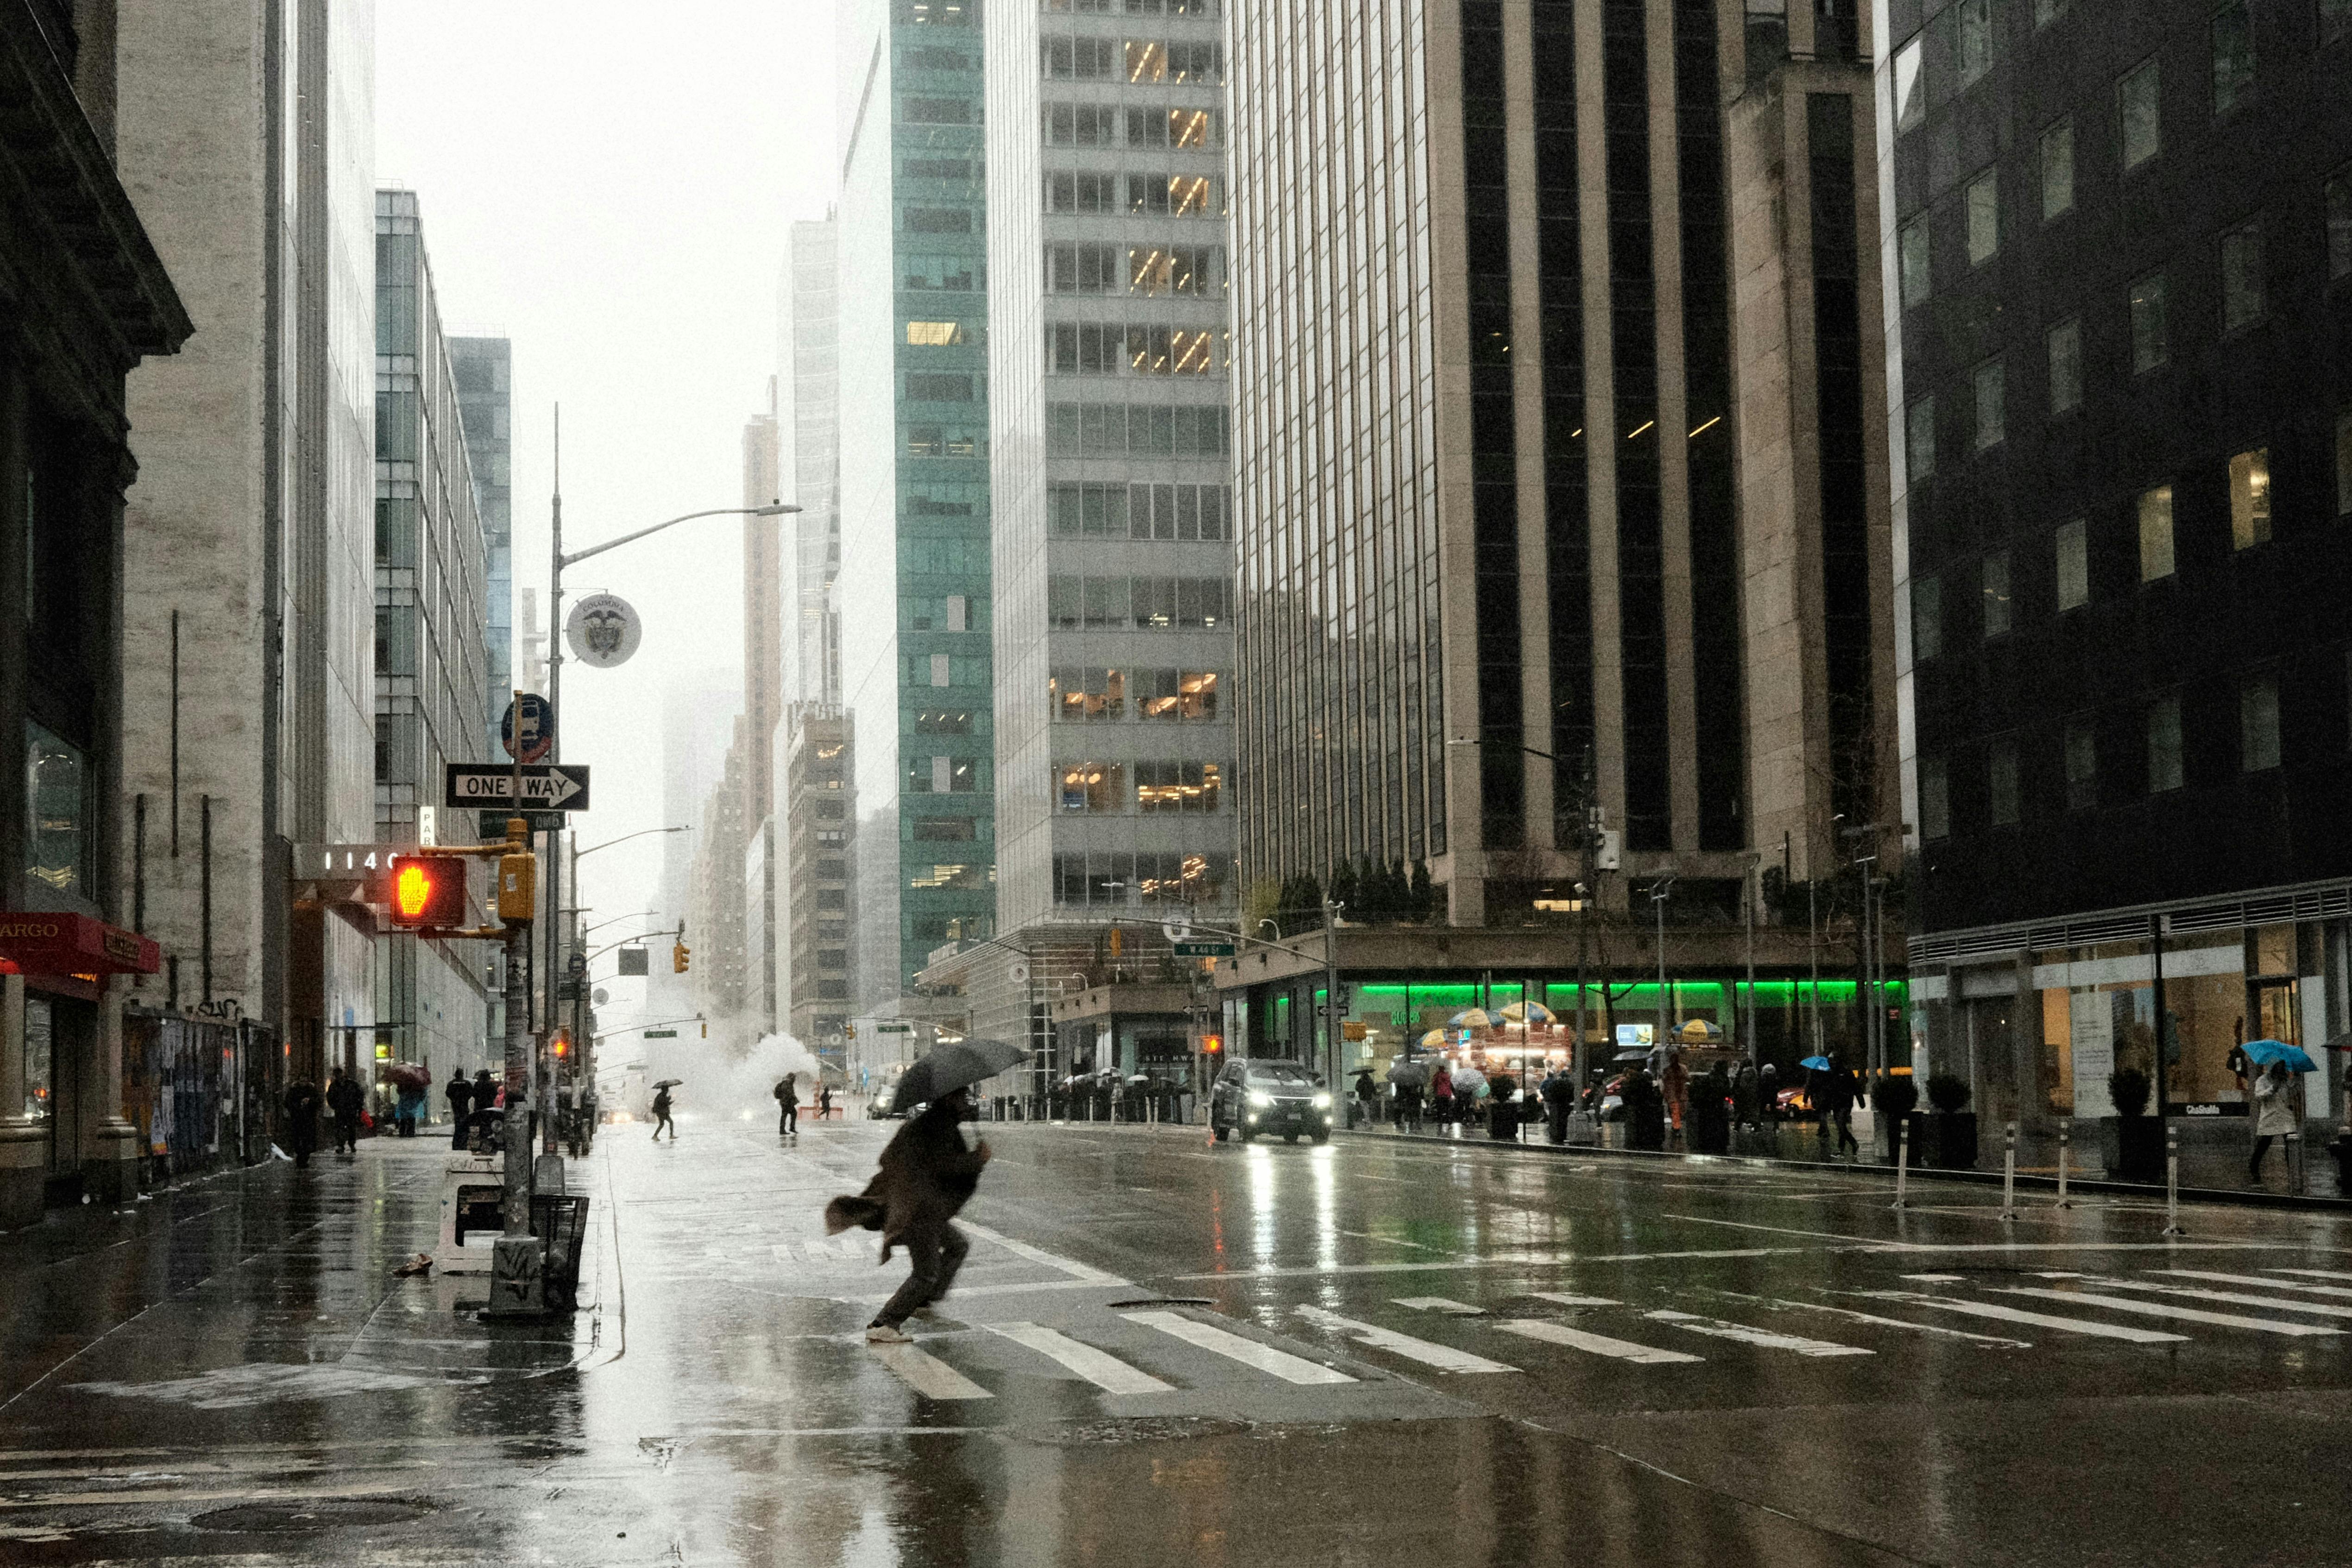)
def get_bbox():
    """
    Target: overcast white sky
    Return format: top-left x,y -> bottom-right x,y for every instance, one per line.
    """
377,0 -> 838,937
